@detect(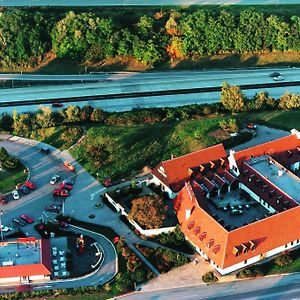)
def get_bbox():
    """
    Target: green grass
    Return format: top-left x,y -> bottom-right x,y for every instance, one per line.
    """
71,118 -> 224,180
239,110 -> 300,131
0,164 -> 28,194
30,126 -> 84,150
47,295 -> 110,300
